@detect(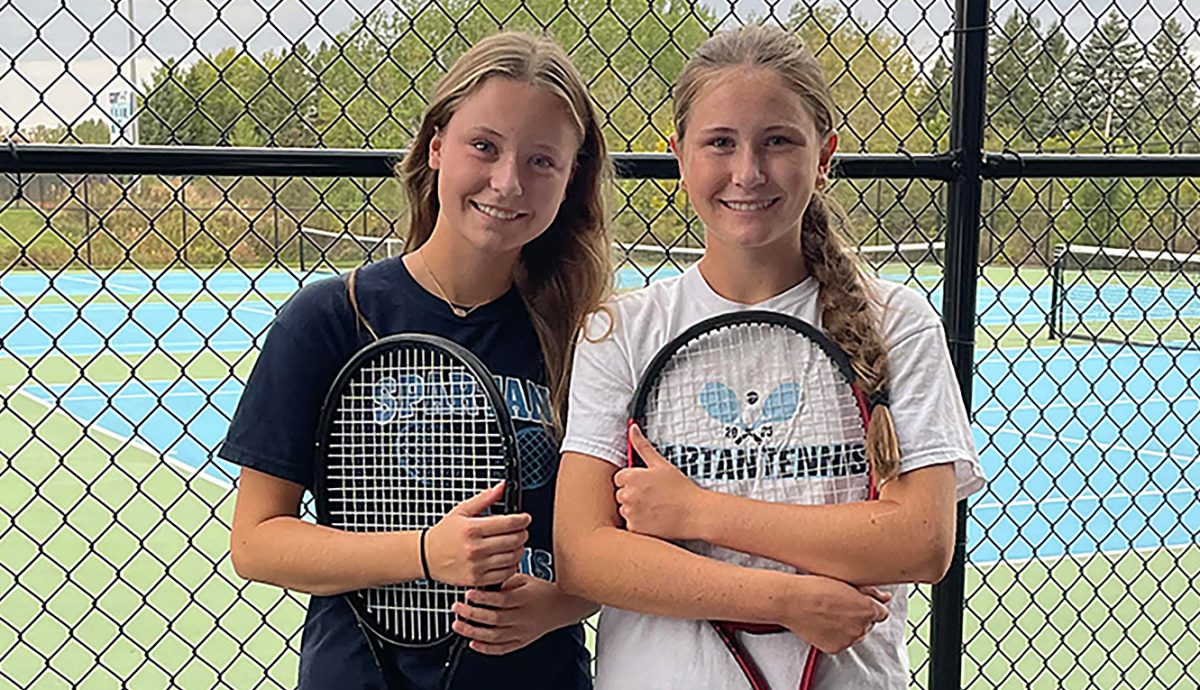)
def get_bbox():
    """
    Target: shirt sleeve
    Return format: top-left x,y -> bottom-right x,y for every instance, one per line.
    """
881,288 -> 986,501
217,280 -> 355,489
561,308 -> 636,467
